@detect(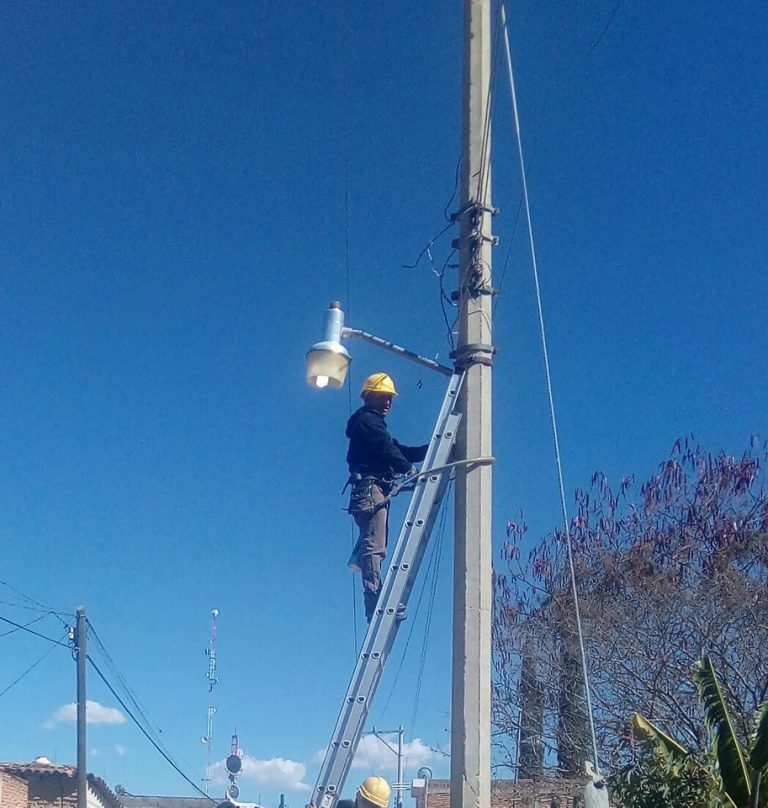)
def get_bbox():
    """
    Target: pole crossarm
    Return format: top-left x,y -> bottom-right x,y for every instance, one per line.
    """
341,328 -> 453,376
